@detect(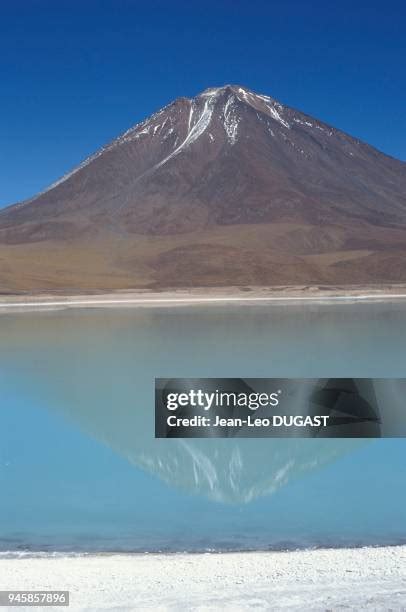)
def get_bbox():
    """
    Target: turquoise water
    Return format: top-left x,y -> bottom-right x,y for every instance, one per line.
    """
0,303 -> 405,552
